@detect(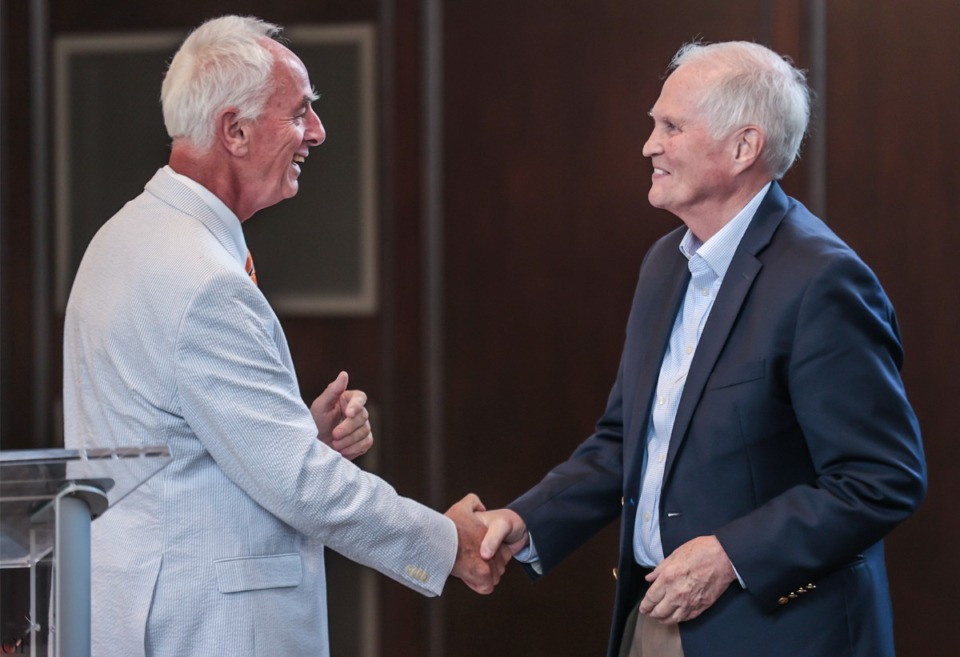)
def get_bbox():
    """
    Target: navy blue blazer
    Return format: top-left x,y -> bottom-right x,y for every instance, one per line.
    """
510,183 -> 926,657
